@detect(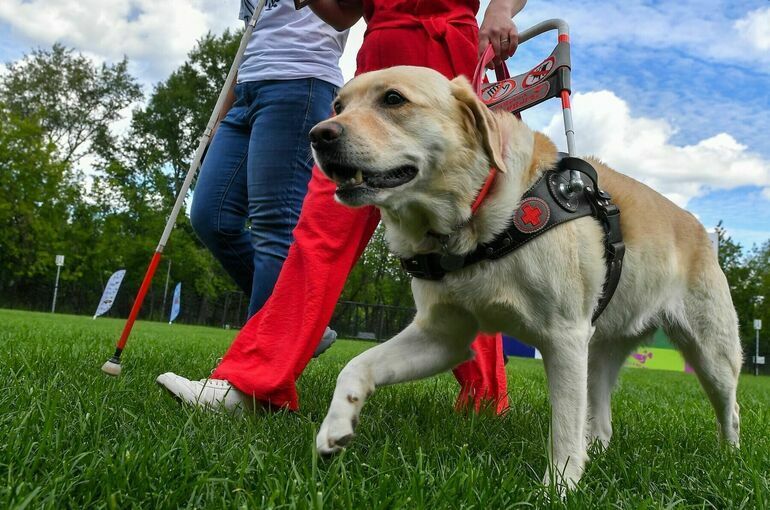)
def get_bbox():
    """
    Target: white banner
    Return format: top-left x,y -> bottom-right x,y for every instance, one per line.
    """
169,282 -> 182,324
93,269 -> 126,319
